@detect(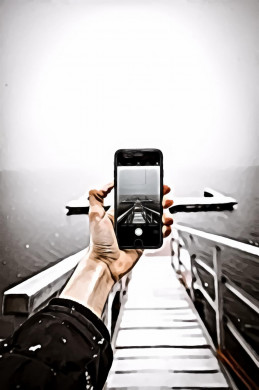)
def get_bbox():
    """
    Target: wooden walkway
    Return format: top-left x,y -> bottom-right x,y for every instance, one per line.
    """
106,255 -> 231,389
